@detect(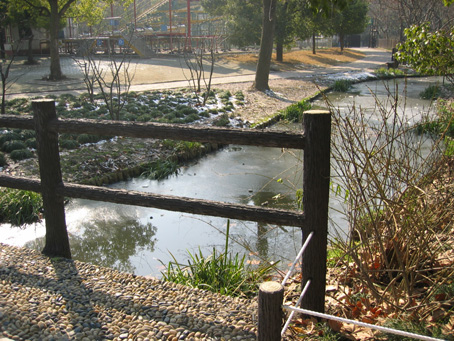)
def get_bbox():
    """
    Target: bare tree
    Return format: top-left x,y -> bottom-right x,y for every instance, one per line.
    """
182,43 -> 215,106
0,40 -> 25,115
